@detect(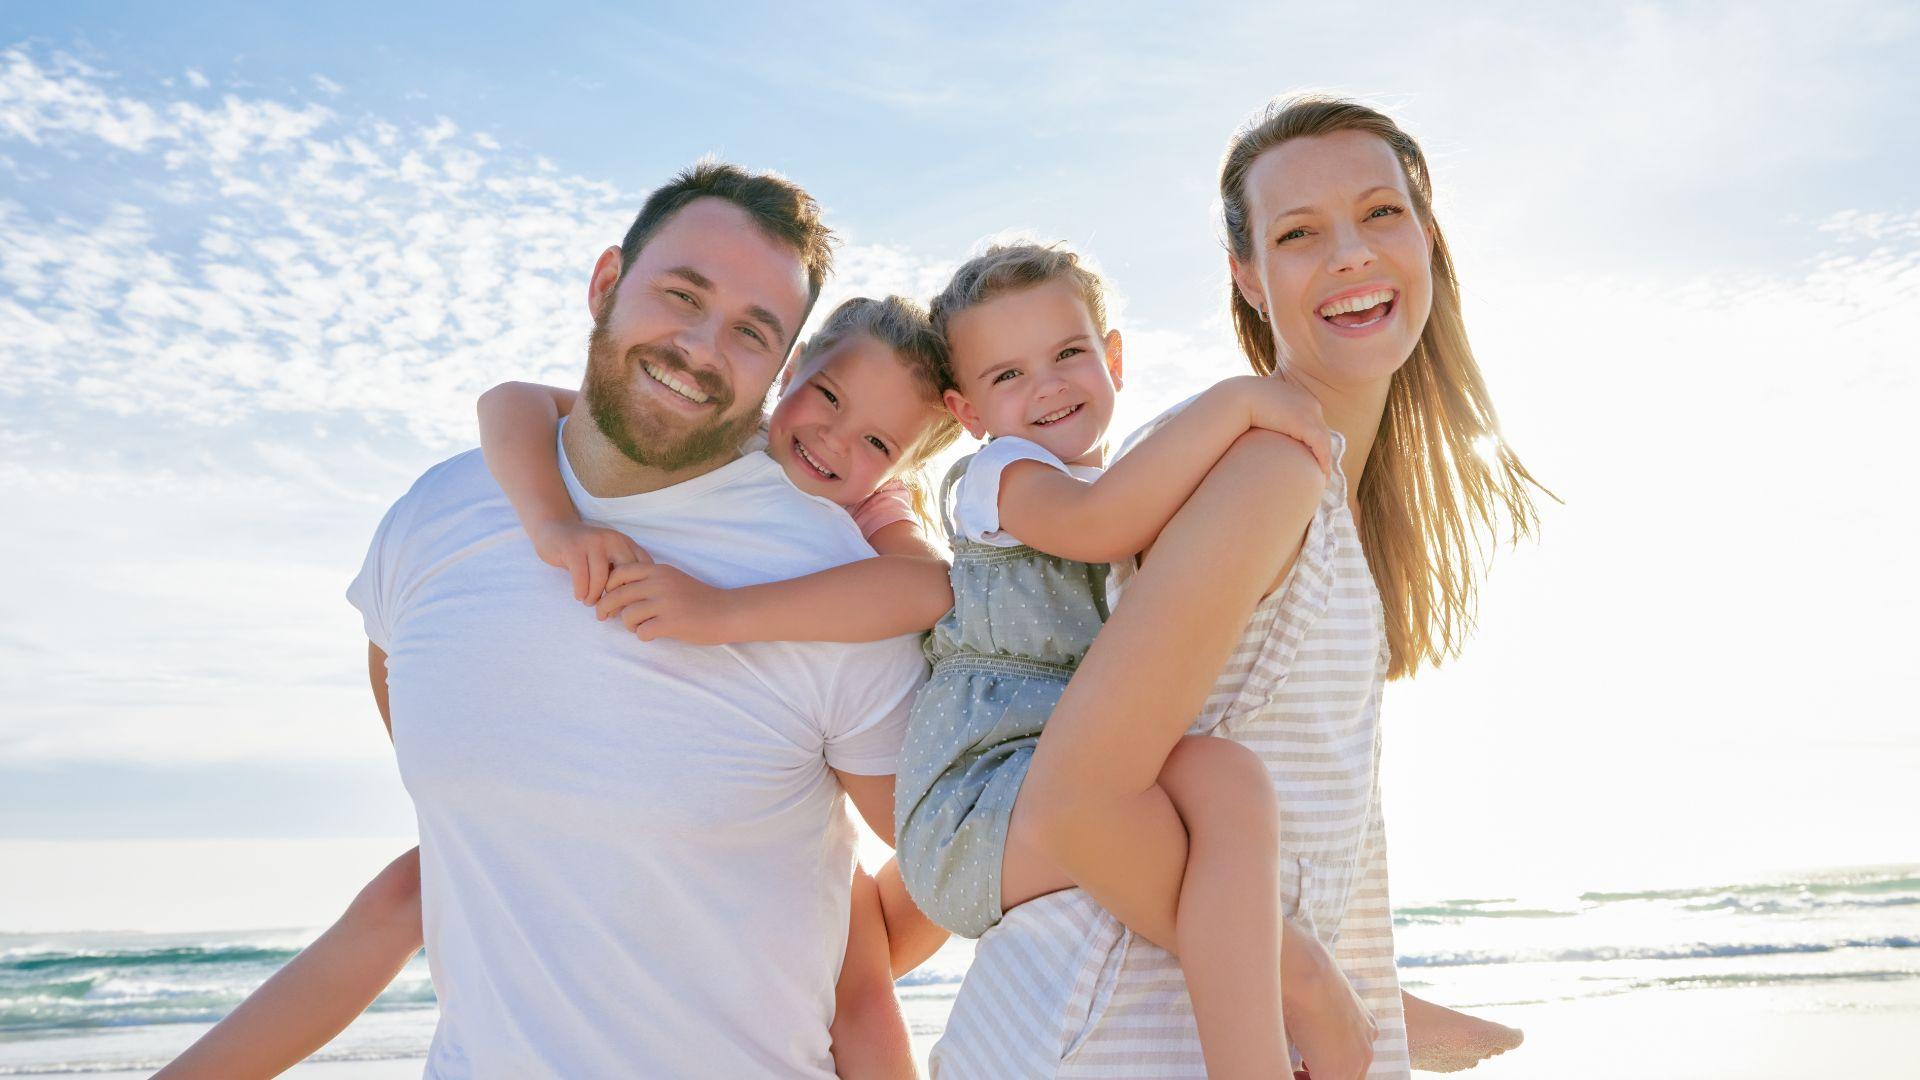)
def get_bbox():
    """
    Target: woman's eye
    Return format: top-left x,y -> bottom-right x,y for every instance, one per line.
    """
1278,227 -> 1309,244
816,385 -> 838,406
1368,204 -> 1404,220
993,369 -> 1020,384
865,435 -> 891,456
